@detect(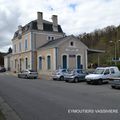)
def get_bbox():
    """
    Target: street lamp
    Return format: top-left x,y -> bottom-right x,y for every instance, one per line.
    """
109,40 -> 120,65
